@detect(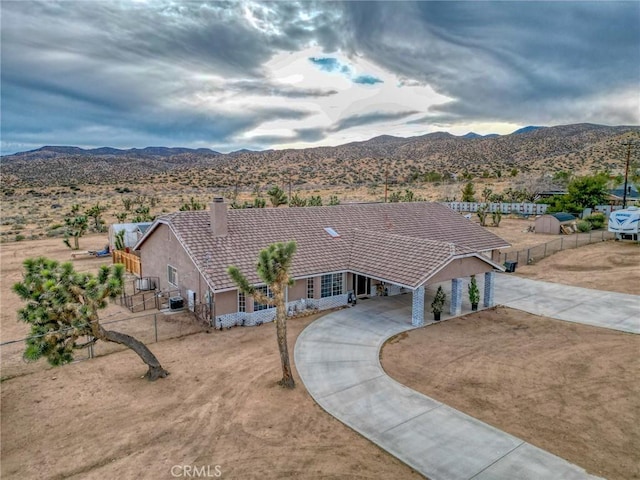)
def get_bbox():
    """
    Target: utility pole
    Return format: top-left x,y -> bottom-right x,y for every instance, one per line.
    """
621,141 -> 633,209
288,170 -> 292,204
384,163 -> 389,203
